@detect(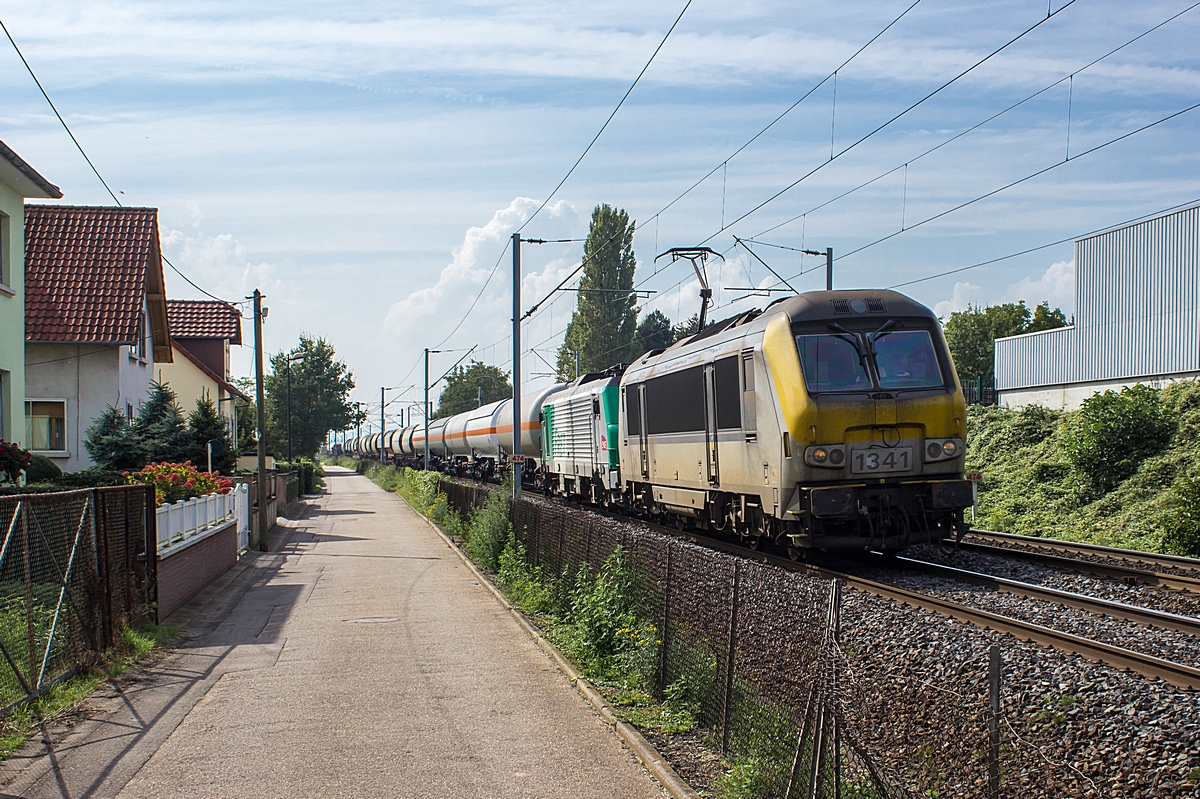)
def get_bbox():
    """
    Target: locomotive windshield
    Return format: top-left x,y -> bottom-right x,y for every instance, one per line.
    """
795,325 -> 946,394
872,330 -> 943,389
795,334 -> 870,392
